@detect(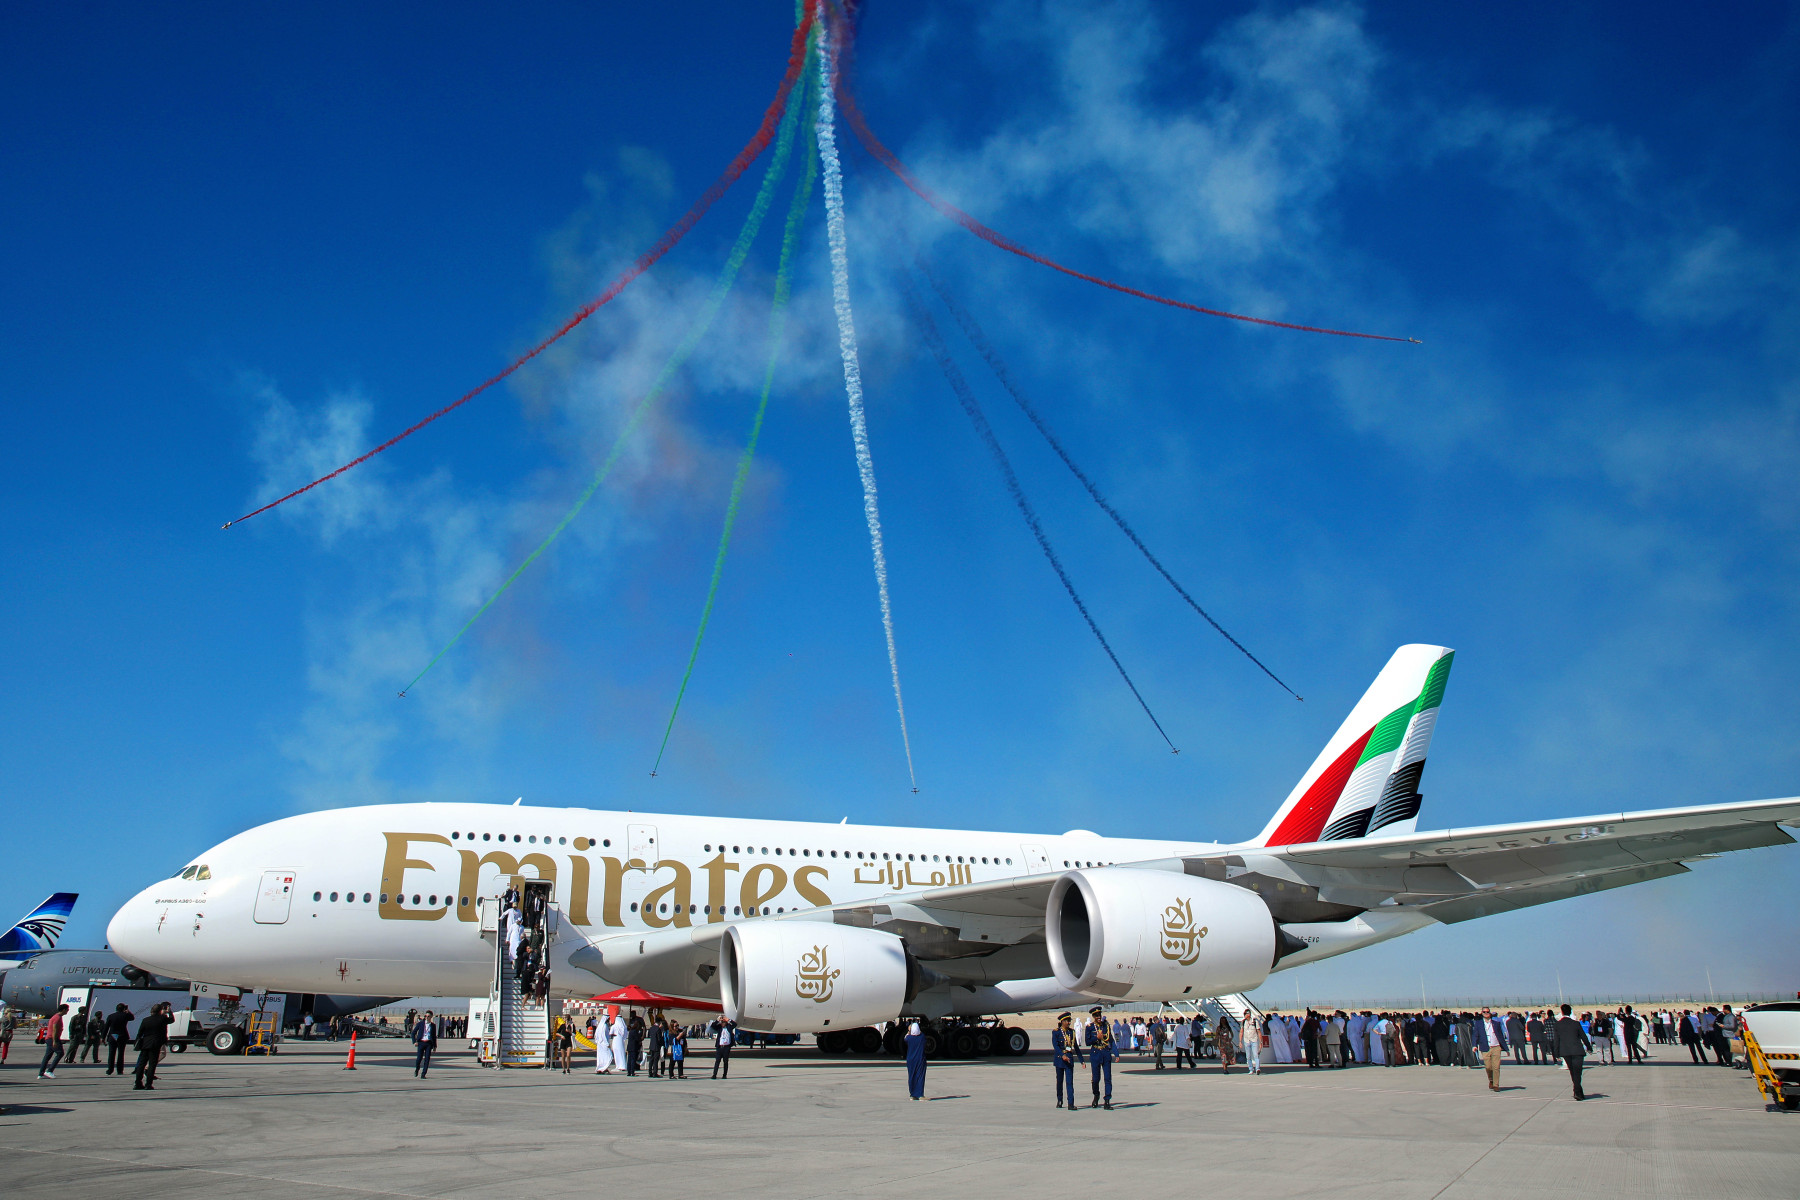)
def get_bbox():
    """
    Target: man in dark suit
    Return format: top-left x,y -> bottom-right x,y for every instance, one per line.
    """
1553,1003 -> 1593,1100
133,1002 -> 173,1090
411,1010 -> 437,1078
646,1017 -> 664,1078
625,1013 -> 644,1076
1506,1012 -> 1530,1065
1526,1013 -> 1548,1064
103,1004 -> 134,1075
1622,1007 -> 1646,1063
